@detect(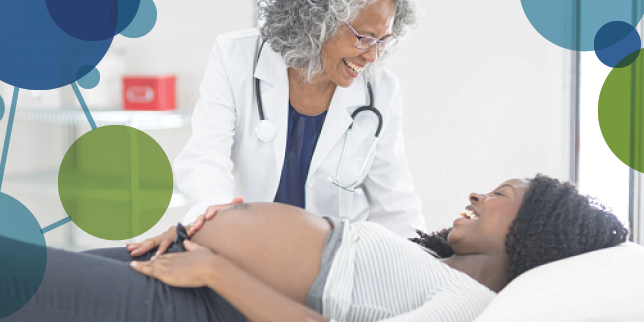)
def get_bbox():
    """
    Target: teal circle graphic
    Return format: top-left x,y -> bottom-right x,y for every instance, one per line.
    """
76,66 -> 101,89
0,193 -> 47,319
0,94 -> 4,122
121,0 -> 157,39
521,0 -> 644,51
